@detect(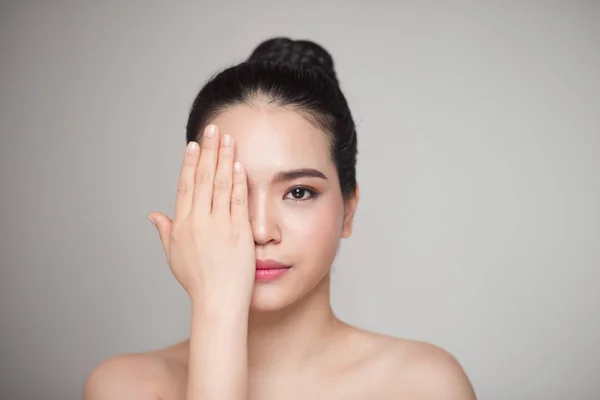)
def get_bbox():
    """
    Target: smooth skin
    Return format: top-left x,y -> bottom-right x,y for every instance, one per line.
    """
83,104 -> 477,399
